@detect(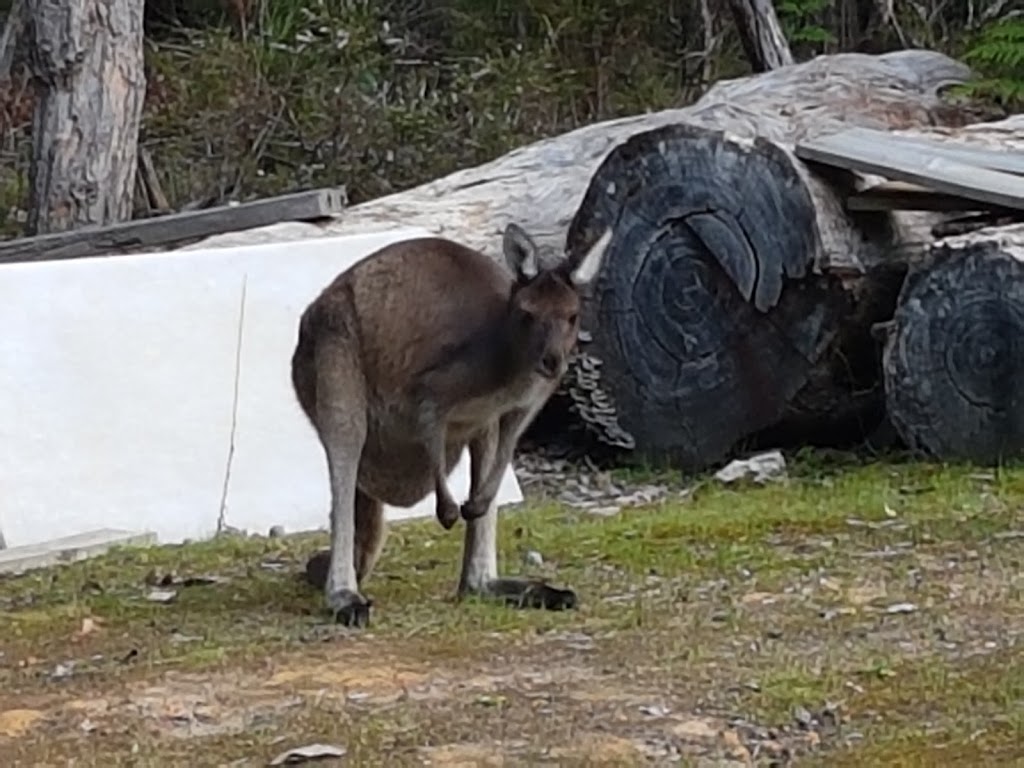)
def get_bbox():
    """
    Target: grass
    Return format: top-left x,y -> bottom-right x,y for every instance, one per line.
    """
1,454 -> 1024,766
